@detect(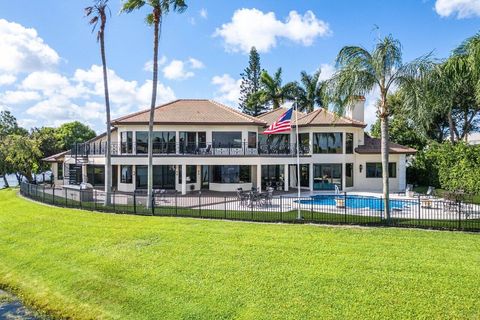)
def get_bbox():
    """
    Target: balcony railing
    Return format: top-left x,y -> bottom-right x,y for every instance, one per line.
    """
71,142 -> 311,157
